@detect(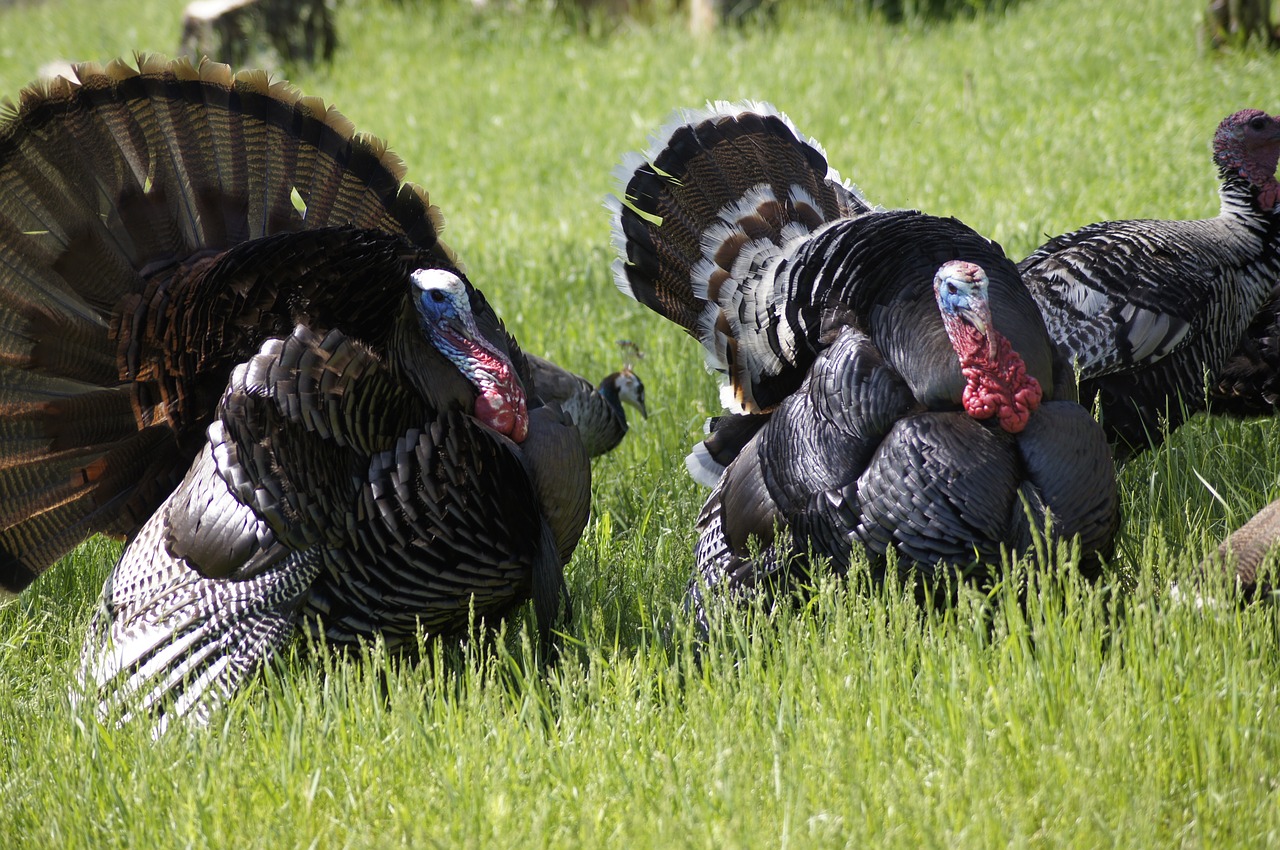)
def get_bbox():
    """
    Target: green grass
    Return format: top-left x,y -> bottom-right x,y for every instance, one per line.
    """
3,0 -> 1280,846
